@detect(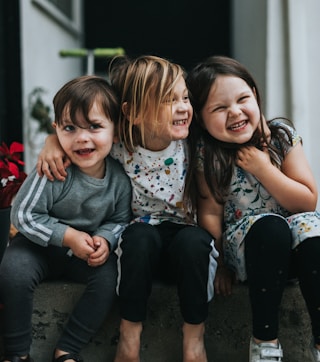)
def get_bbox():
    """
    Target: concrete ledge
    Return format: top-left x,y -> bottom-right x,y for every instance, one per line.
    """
0,281 -> 312,361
